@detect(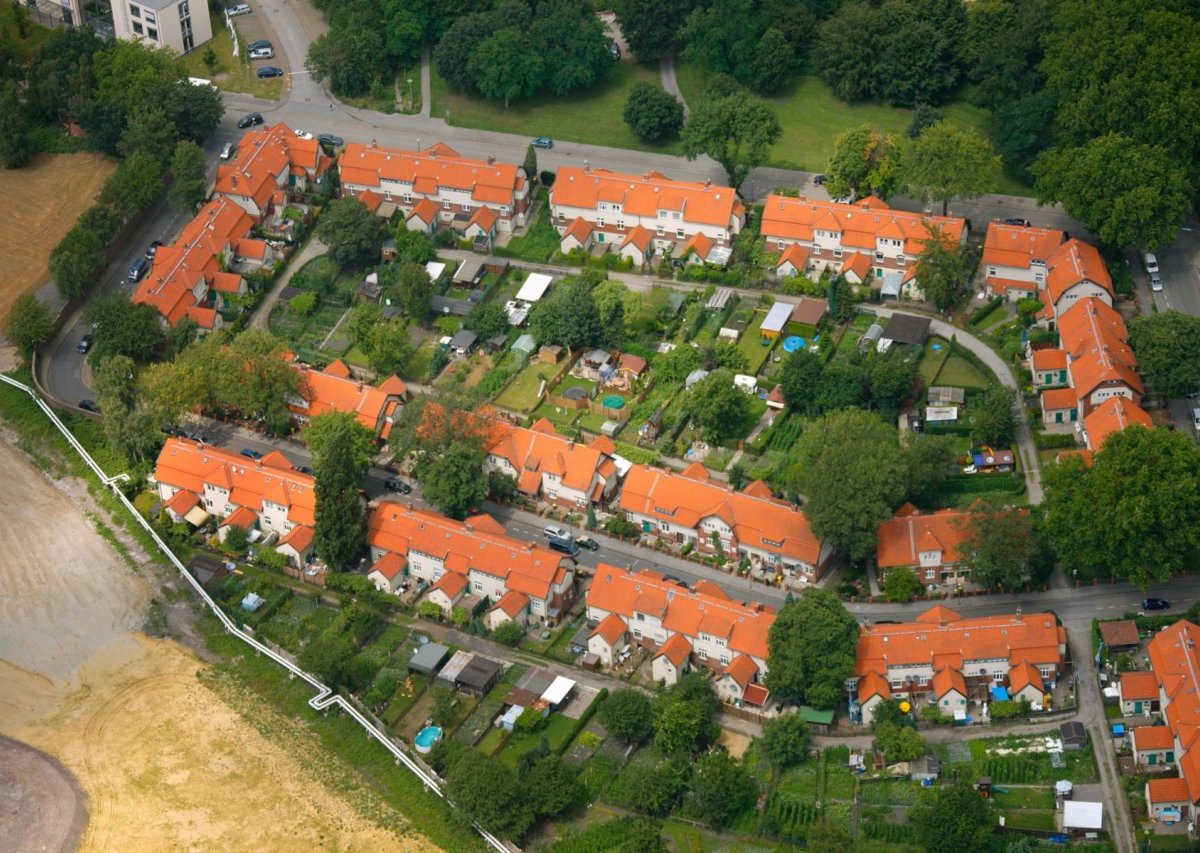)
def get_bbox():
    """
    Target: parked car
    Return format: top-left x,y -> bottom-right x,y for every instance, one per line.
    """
292,129 -> 314,140
219,142 -> 235,160
187,432 -> 208,443
1004,218 -> 1031,227
317,133 -> 345,148
1142,598 -> 1171,612
76,333 -> 93,354
237,112 -> 264,129
812,174 -> 826,186
257,66 -> 284,78
1150,271 -> 1164,292
1143,252 -> 1159,275
531,136 -> 554,149
384,477 -> 412,494
145,240 -> 162,260
249,46 -> 274,60
127,257 -> 149,282
608,42 -> 620,60
576,536 -> 600,551
227,3 -> 252,15
240,448 -> 263,461
247,39 -> 271,51
295,465 -> 313,475
547,536 -> 580,557
543,524 -> 570,539
78,399 -> 101,413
